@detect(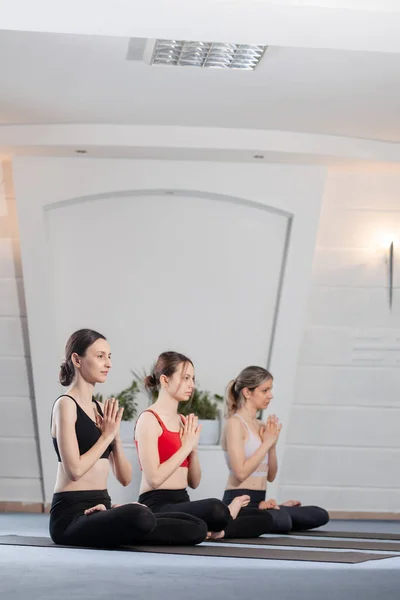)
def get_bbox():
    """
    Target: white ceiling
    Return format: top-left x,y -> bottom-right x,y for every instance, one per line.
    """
0,145 -> 377,166
1,30 -> 400,144
4,1 -> 400,54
